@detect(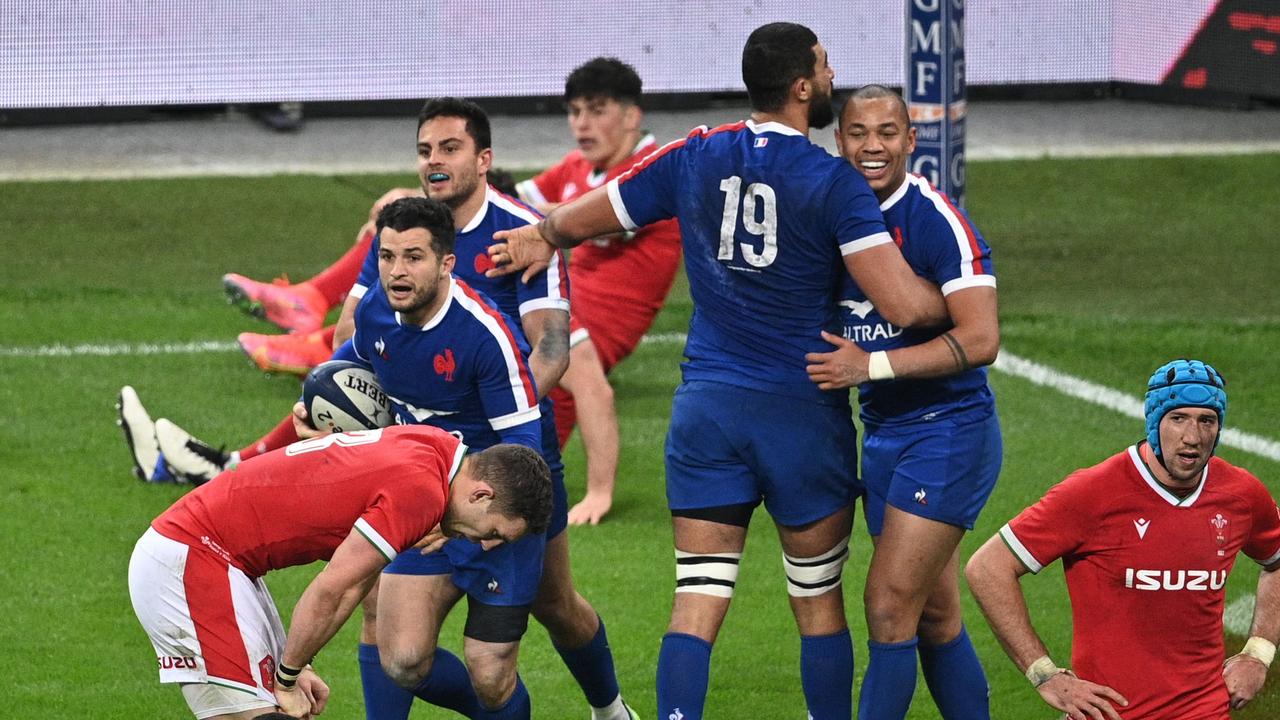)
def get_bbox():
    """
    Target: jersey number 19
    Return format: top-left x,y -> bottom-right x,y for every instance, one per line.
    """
718,176 -> 778,268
